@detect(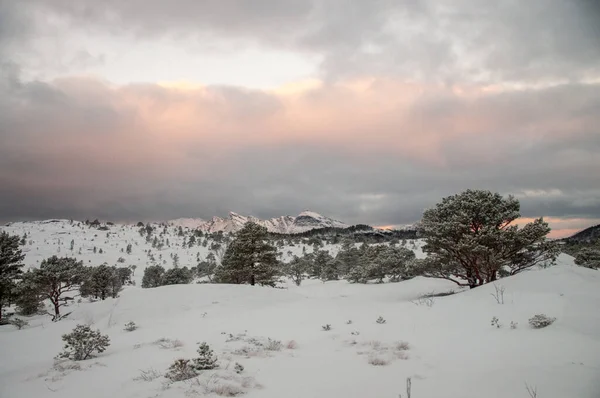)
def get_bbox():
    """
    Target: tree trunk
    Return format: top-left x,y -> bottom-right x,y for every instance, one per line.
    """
53,300 -> 60,320
250,273 -> 255,286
